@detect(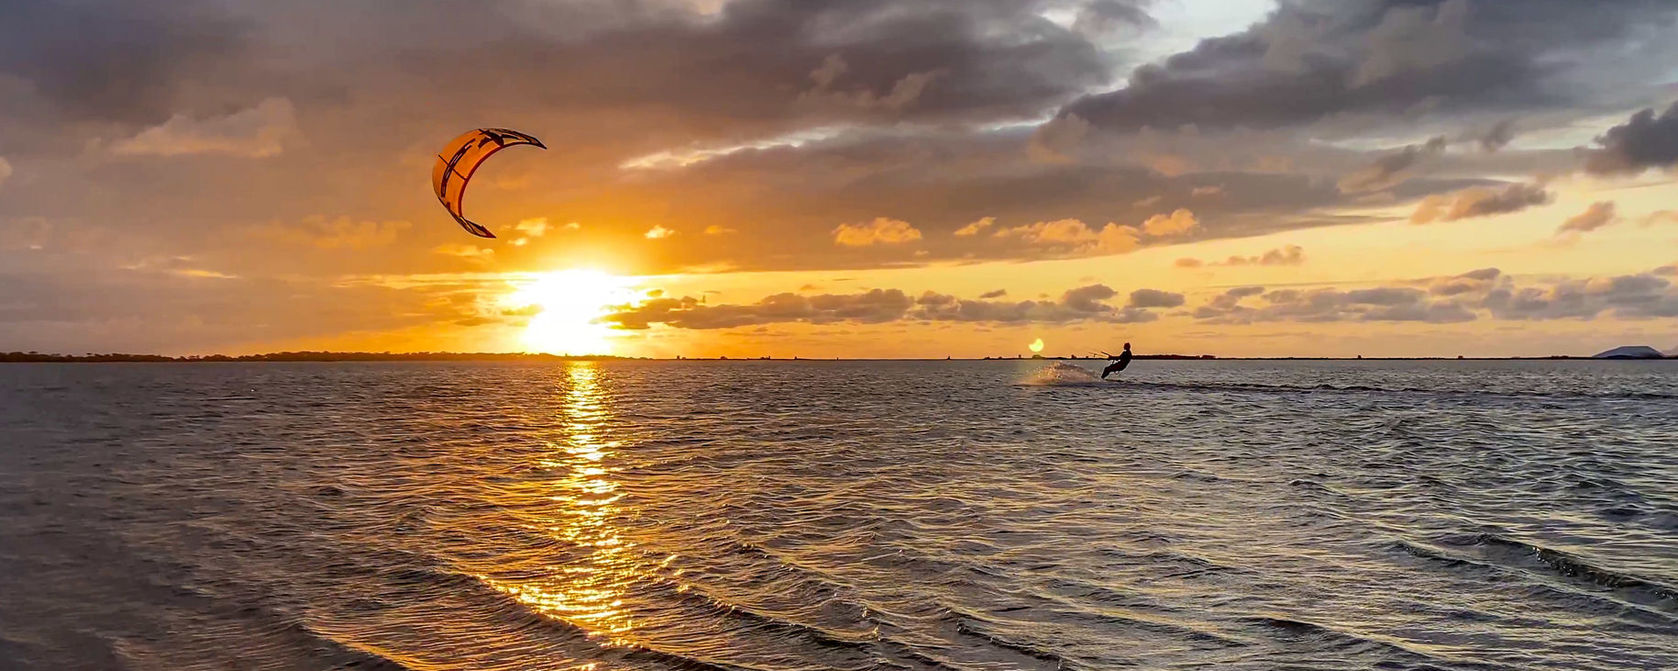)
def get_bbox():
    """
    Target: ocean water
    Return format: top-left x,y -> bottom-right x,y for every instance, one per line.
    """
2,360 -> 1676,671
